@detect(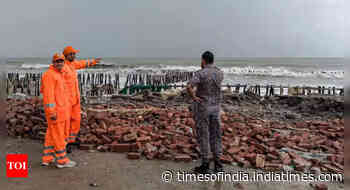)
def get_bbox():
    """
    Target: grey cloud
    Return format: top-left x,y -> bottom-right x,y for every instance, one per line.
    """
0,0 -> 345,57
